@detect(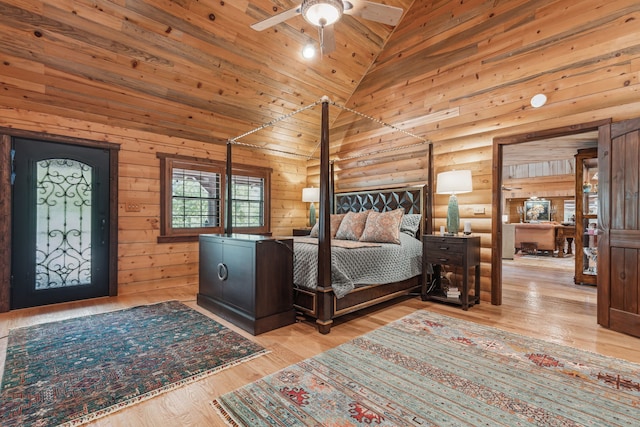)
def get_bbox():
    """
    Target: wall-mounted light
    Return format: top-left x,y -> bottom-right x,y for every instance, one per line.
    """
530,93 -> 547,108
